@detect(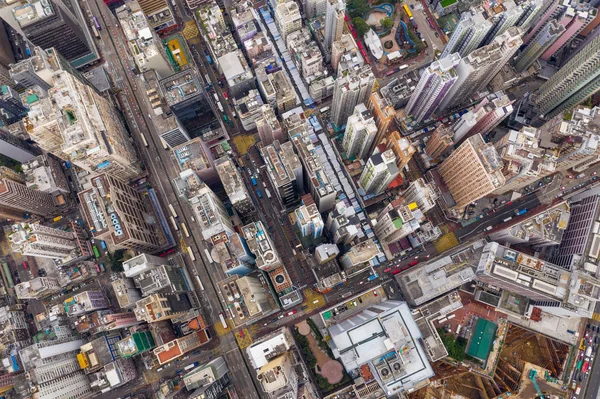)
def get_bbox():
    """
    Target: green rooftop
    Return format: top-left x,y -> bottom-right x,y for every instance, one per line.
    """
440,0 -> 457,7
466,318 -> 497,361
393,217 -> 403,229
26,94 -> 39,104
